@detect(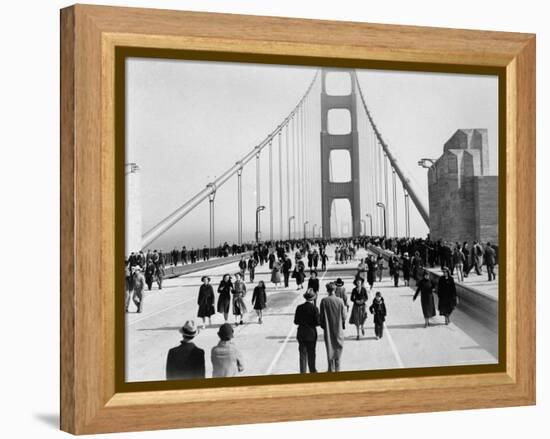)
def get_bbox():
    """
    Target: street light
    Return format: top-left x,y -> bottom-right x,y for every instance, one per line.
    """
360,219 -> 366,236
303,221 -> 309,239
376,202 -> 387,238
288,216 -> 295,241
256,205 -> 266,243
312,224 -> 317,238
365,213 -> 373,237
417,158 -> 436,169
318,226 -> 323,238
